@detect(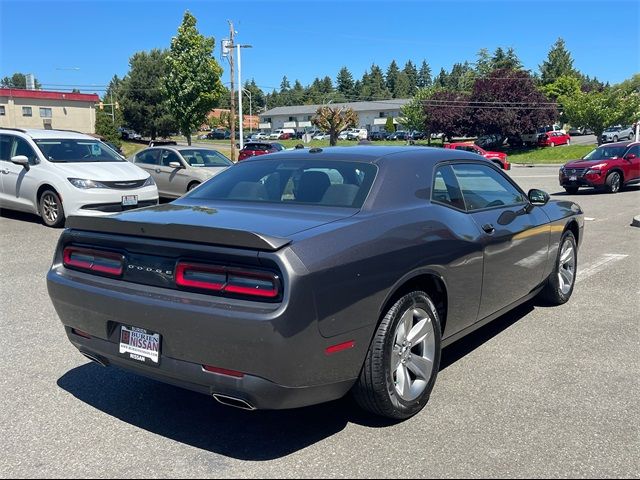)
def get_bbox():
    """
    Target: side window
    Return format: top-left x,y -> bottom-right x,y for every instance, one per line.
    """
160,149 -> 181,167
12,137 -> 39,165
431,165 -> 465,210
0,135 -> 12,161
452,163 -> 526,211
627,145 -> 640,157
136,149 -> 160,165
